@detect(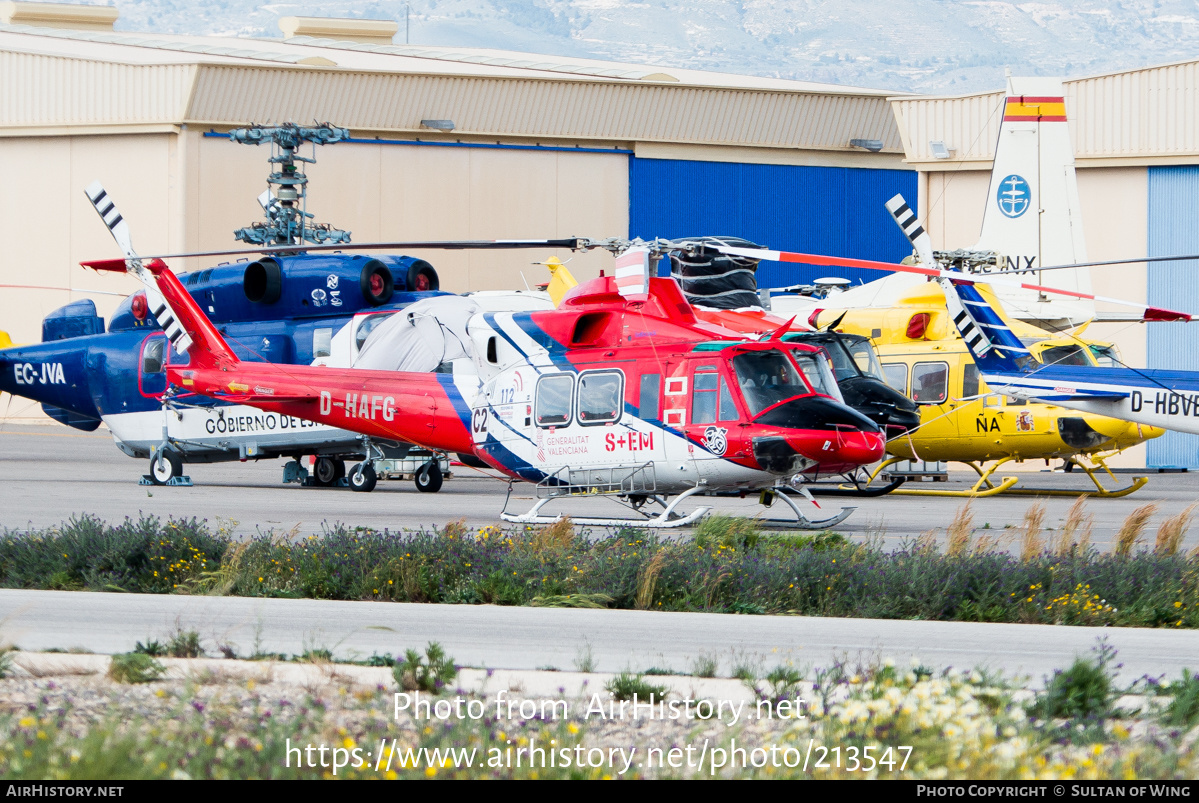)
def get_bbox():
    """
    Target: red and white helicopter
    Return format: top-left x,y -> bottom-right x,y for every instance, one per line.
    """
82,186 -> 888,529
